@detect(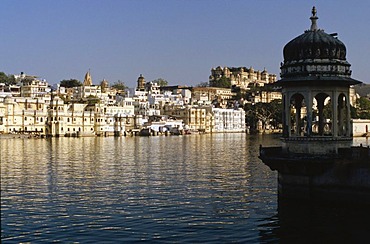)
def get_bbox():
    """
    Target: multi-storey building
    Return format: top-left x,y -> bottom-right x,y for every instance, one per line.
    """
209,66 -> 277,89
45,96 -> 137,137
11,72 -> 51,100
249,90 -> 282,104
0,96 -> 48,134
191,87 -> 236,107
162,105 -> 212,132
162,104 -> 245,133
208,107 -> 246,133
1,70 -> 251,136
